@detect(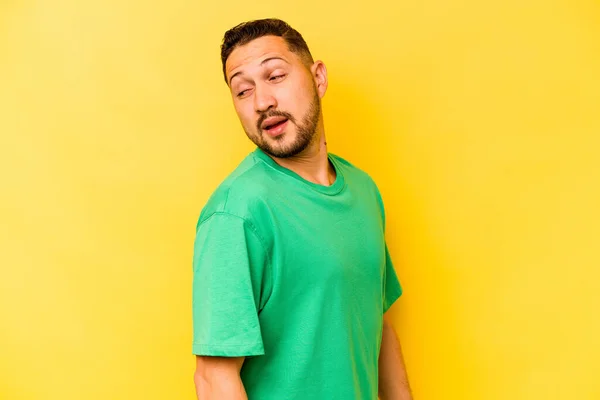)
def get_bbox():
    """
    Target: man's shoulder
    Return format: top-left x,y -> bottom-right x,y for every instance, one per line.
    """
197,150 -> 274,226
330,152 -> 378,188
331,152 -> 388,222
